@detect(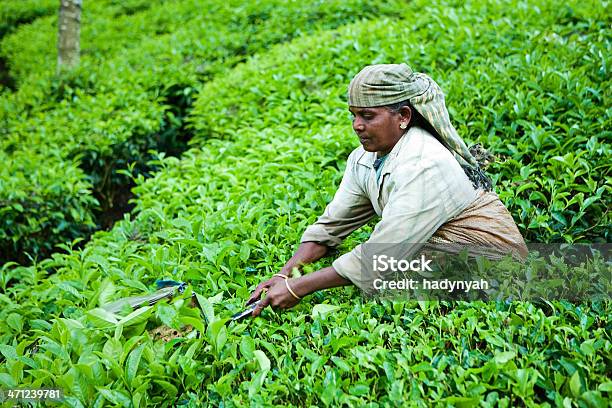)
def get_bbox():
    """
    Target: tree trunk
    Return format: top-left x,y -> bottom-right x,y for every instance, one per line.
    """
57,0 -> 82,74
